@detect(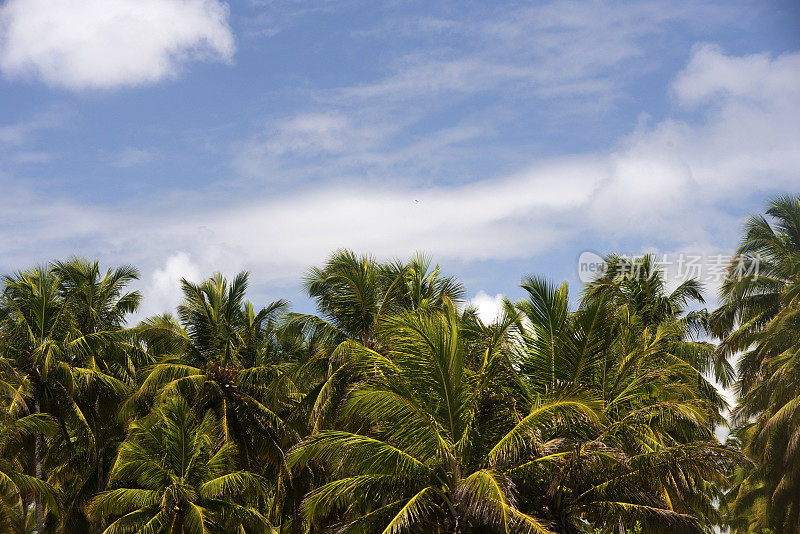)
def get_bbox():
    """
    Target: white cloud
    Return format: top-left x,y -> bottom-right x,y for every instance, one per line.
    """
146,46 -> 800,274
140,252 -> 202,318
0,0 -> 235,90
470,291 -> 506,324
202,156 -> 598,269
0,155 -> 599,289
229,37 -> 800,277
673,44 -> 800,105
588,45 -> 800,242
